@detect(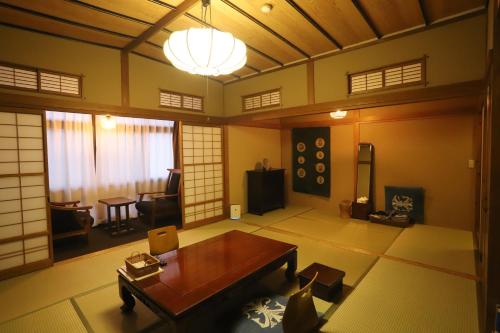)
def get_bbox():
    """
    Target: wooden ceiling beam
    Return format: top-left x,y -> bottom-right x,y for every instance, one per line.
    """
351,0 -> 382,39
123,0 -> 199,53
285,0 -> 343,49
417,0 -> 429,26
0,3 -> 135,40
220,0 -> 310,58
